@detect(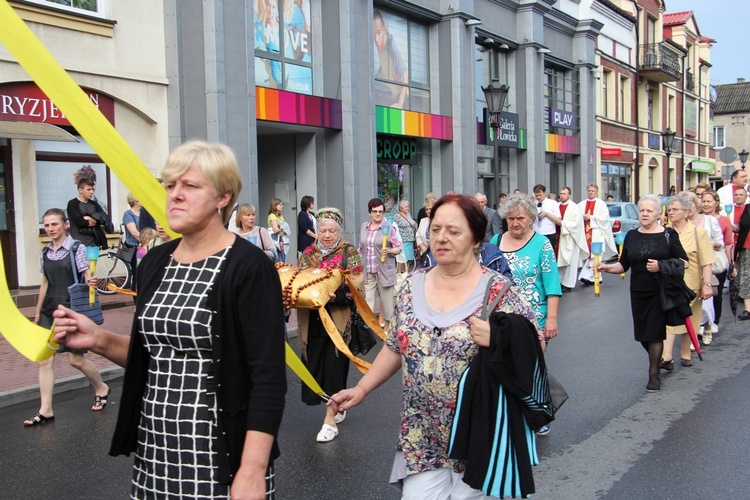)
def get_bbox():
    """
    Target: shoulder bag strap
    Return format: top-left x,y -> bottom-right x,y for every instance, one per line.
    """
479,275 -> 513,320
694,225 -> 705,286
69,241 -> 84,284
